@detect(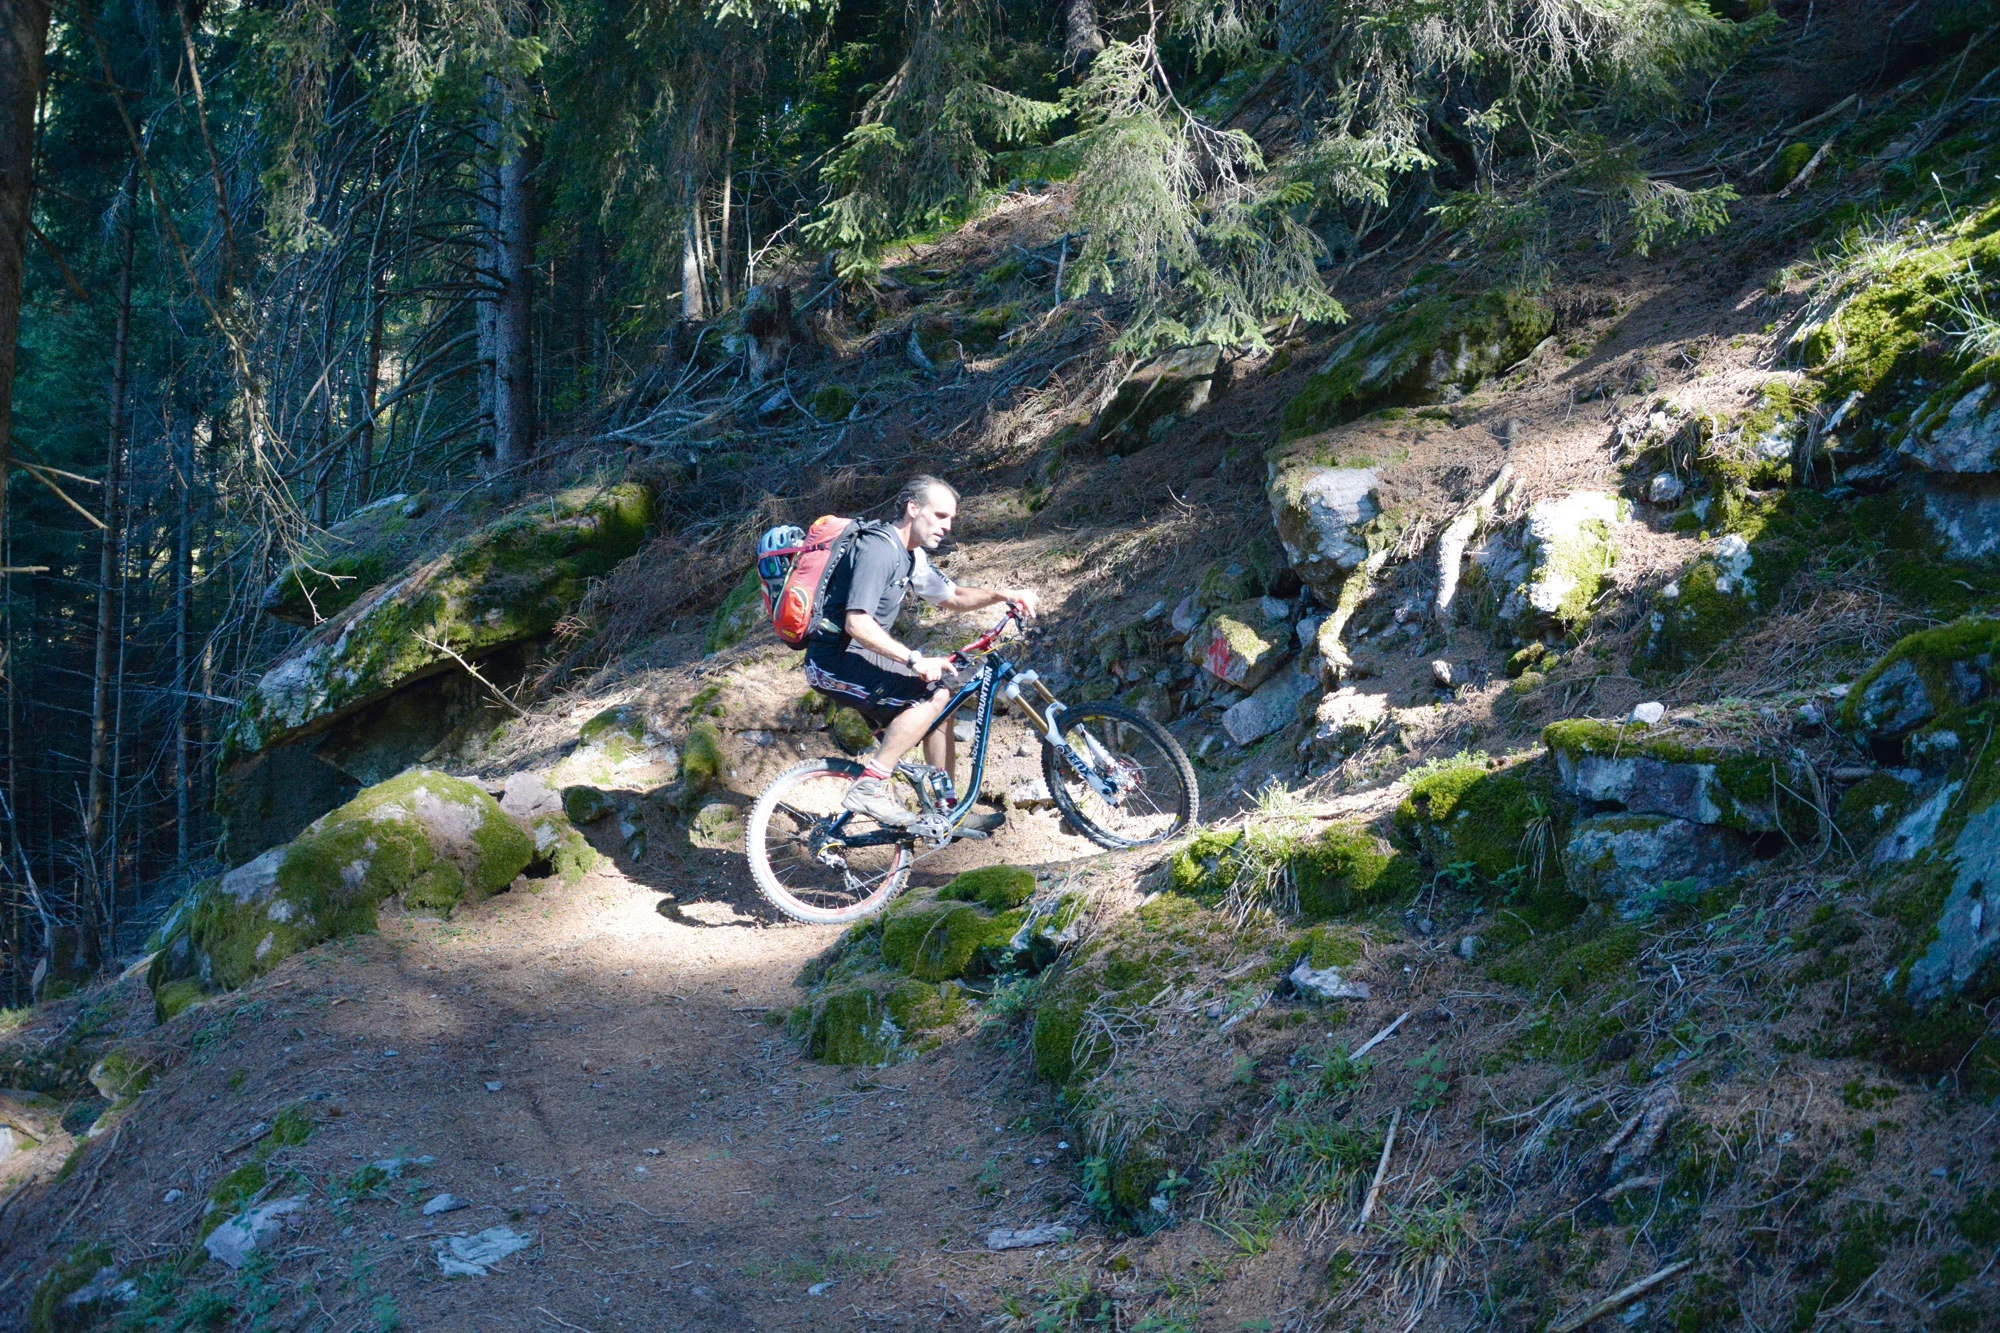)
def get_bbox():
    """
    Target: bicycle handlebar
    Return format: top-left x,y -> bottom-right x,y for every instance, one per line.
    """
949,602 -> 1027,667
